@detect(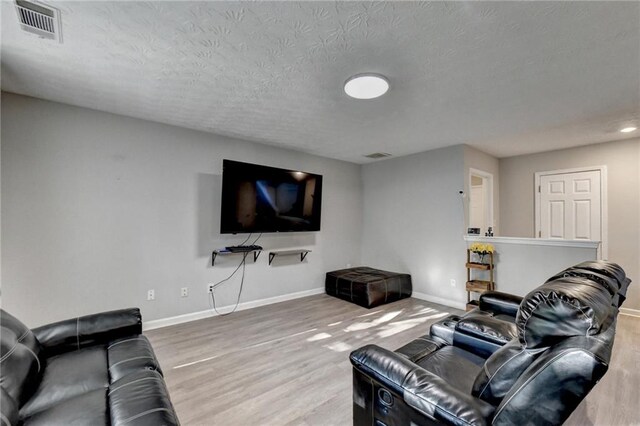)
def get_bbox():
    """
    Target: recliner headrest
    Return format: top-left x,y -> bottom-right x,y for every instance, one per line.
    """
516,277 -> 614,348
546,268 -> 619,296
570,260 -> 627,289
